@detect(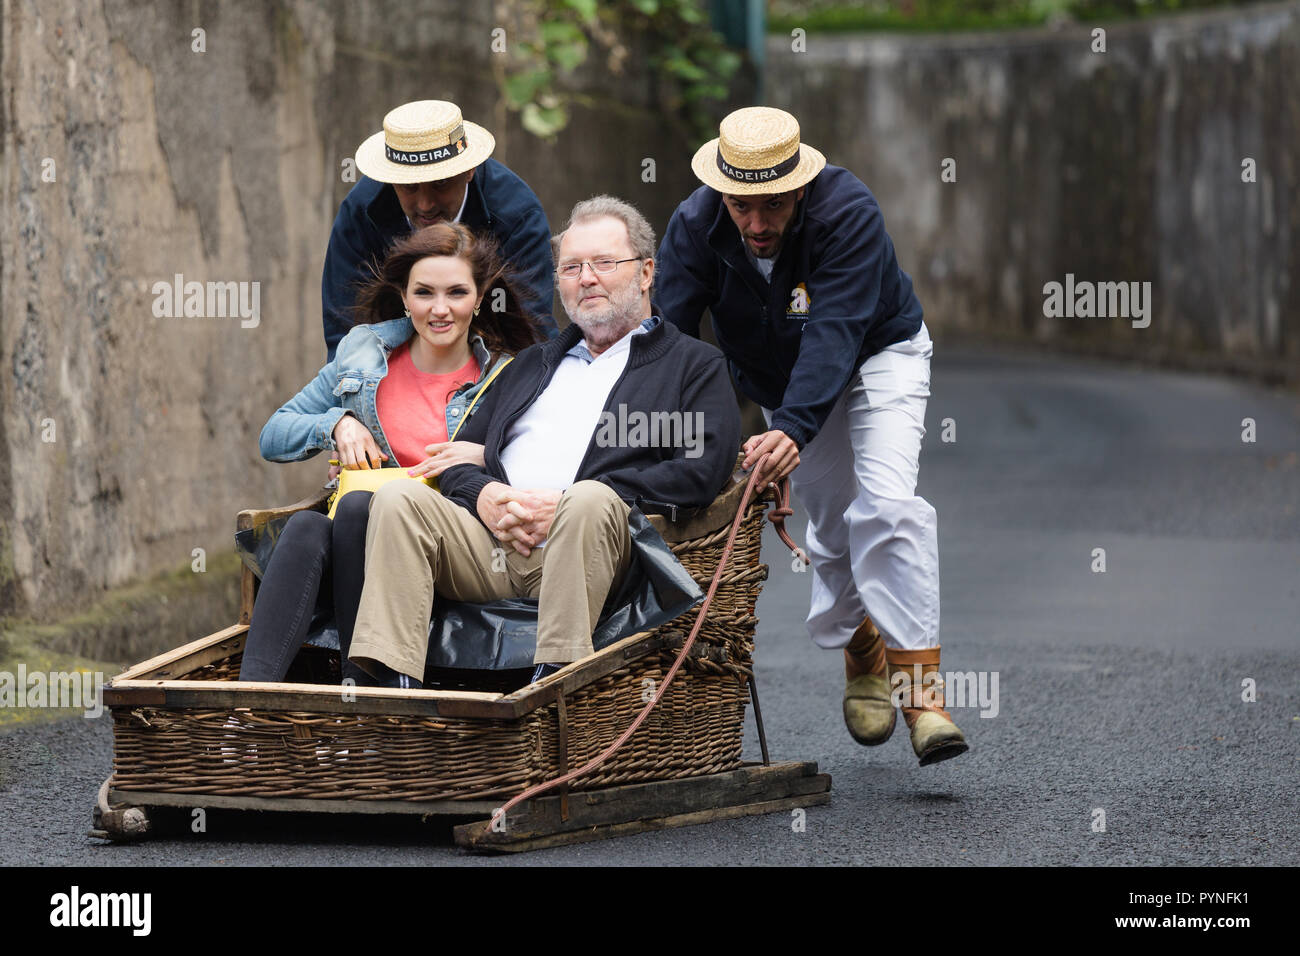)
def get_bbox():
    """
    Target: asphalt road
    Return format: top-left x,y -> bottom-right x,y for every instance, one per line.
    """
3,345 -> 1298,866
